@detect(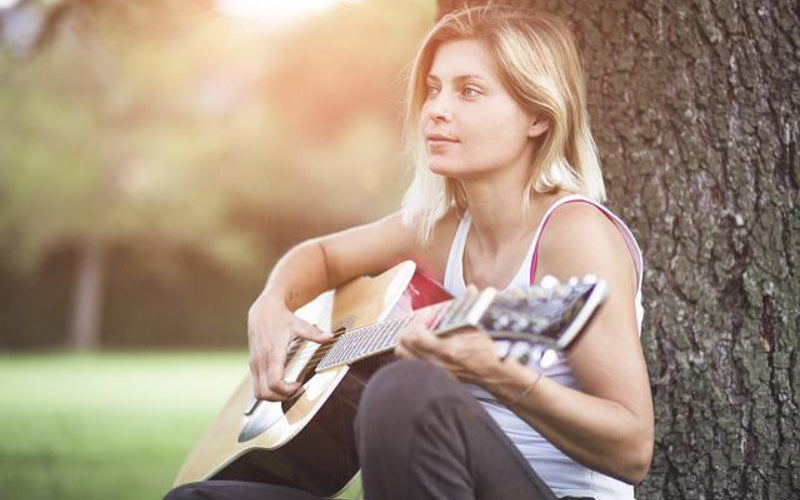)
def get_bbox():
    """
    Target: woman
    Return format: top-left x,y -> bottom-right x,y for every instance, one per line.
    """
166,5 -> 654,500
